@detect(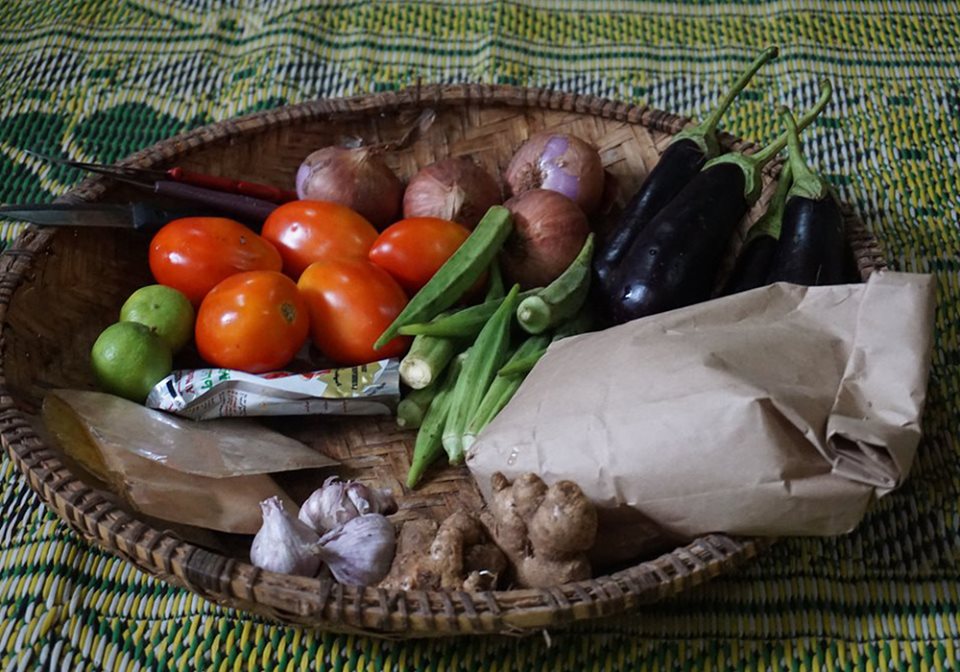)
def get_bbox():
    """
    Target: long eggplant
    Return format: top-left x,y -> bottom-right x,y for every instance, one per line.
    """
607,81 -> 833,324
766,107 -> 849,286
593,47 -> 779,296
721,163 -> 792,295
